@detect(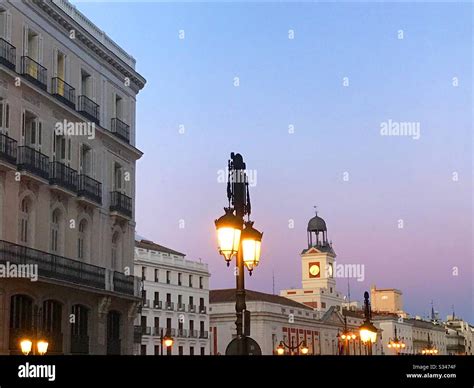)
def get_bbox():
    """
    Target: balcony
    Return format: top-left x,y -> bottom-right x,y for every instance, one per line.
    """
77,175 -> 102,205
0,133 -> 17,166
188,304 -> 196,313
51,77 -> 76,109
21,56 -> 47,90
49,161 -> 78,194
199,331 -> 209,339
110,191 -> 132,219
0,239 -> 105,290
133,326 -> 142,344
0,38 -> 16,70
110,118 -> 130,143
17,146 -> 49,181
177,329 -> 187,338
113,271 -> 135,296
71,334 -> 89,354
199,306 -> 207,314
189,330 -> 198,338
153,300 -> 162,309
165,301 -> 174,311
177,303 -> 186,312
77,95 -> 100,125
141,326 -> 152,336
142,299 -> 150,308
